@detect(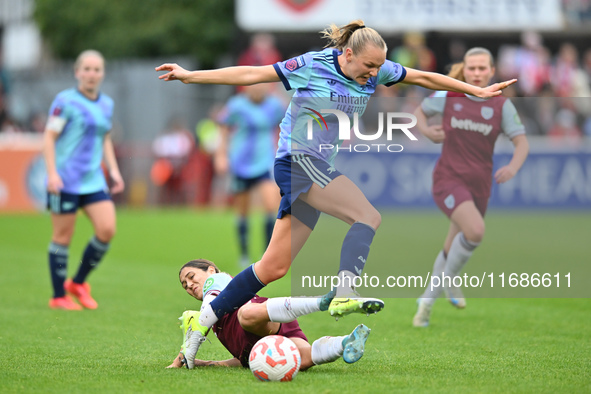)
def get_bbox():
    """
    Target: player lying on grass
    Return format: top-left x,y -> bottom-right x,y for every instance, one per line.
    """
167,259 -> 370,370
